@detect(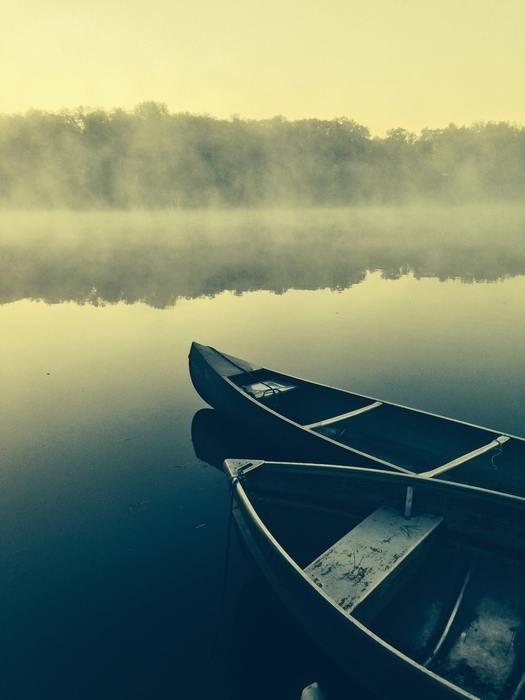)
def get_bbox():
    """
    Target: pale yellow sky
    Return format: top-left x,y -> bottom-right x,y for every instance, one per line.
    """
1,0 -> 523,134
